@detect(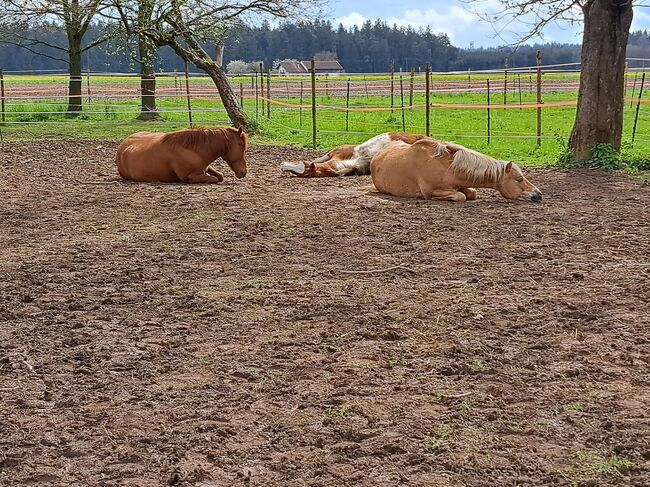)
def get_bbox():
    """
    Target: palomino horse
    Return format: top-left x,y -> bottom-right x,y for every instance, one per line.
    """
371,138 -> 542,202
116,126 -> 248,183
280,132 -> 425,177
